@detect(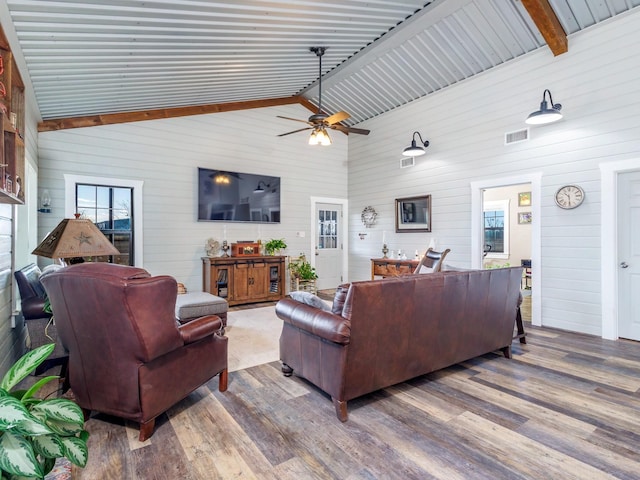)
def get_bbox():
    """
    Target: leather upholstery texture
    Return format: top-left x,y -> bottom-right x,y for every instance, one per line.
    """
276,267 -> 522,421
41,262 -> 228,441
